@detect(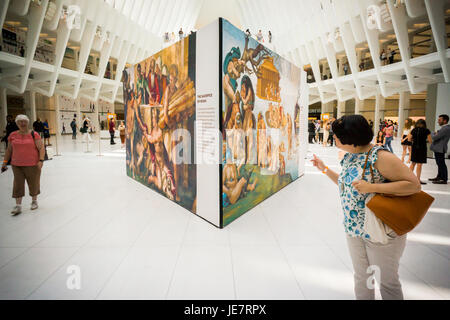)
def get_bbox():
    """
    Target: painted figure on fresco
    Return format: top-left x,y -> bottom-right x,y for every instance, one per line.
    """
257,112 -> 267,168
240,75 -> 256,164
223,161 -> 258,207
124,35 -> 196,213
240,35 -> 271,76
135,107 -> 176,200
223,47 -> 243,136
147,58 -> 160,104
136,64 -> 149,105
